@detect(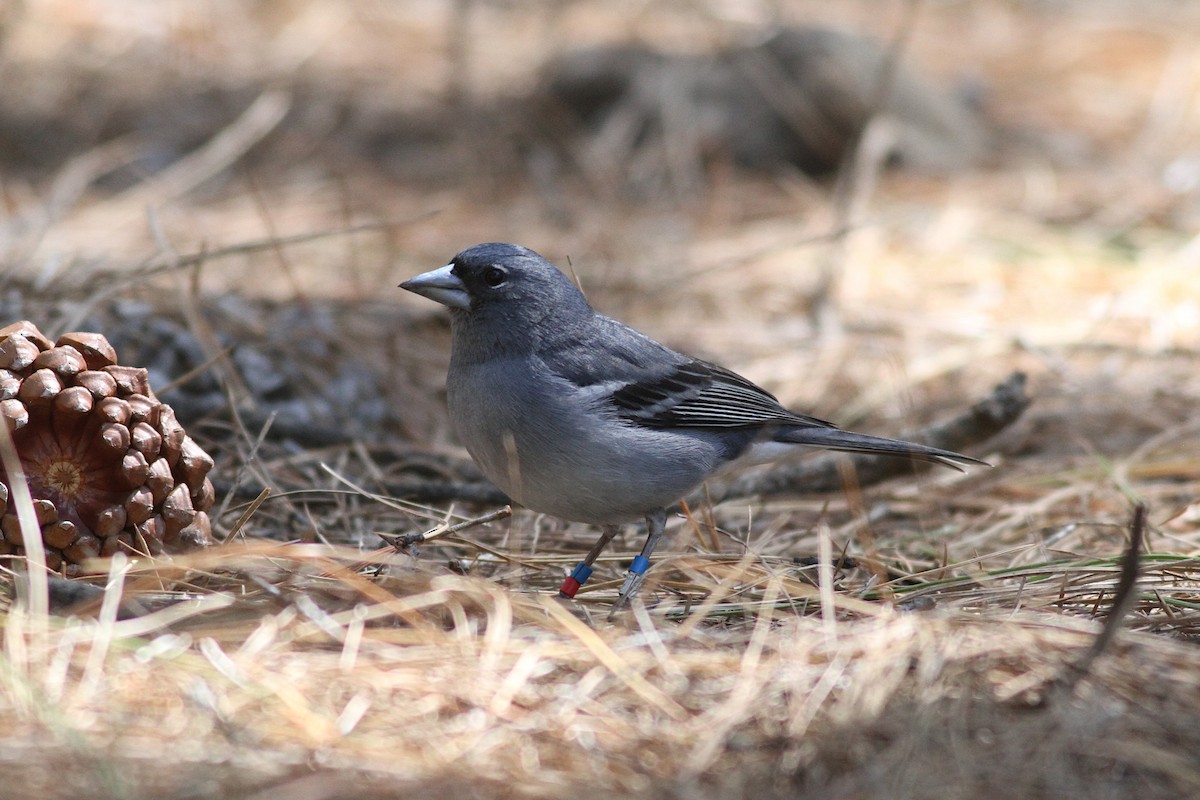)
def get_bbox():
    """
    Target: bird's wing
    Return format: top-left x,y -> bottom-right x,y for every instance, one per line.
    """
541,317 -> 834,430
608,358 -> 836,429
538,317 -> 985,469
